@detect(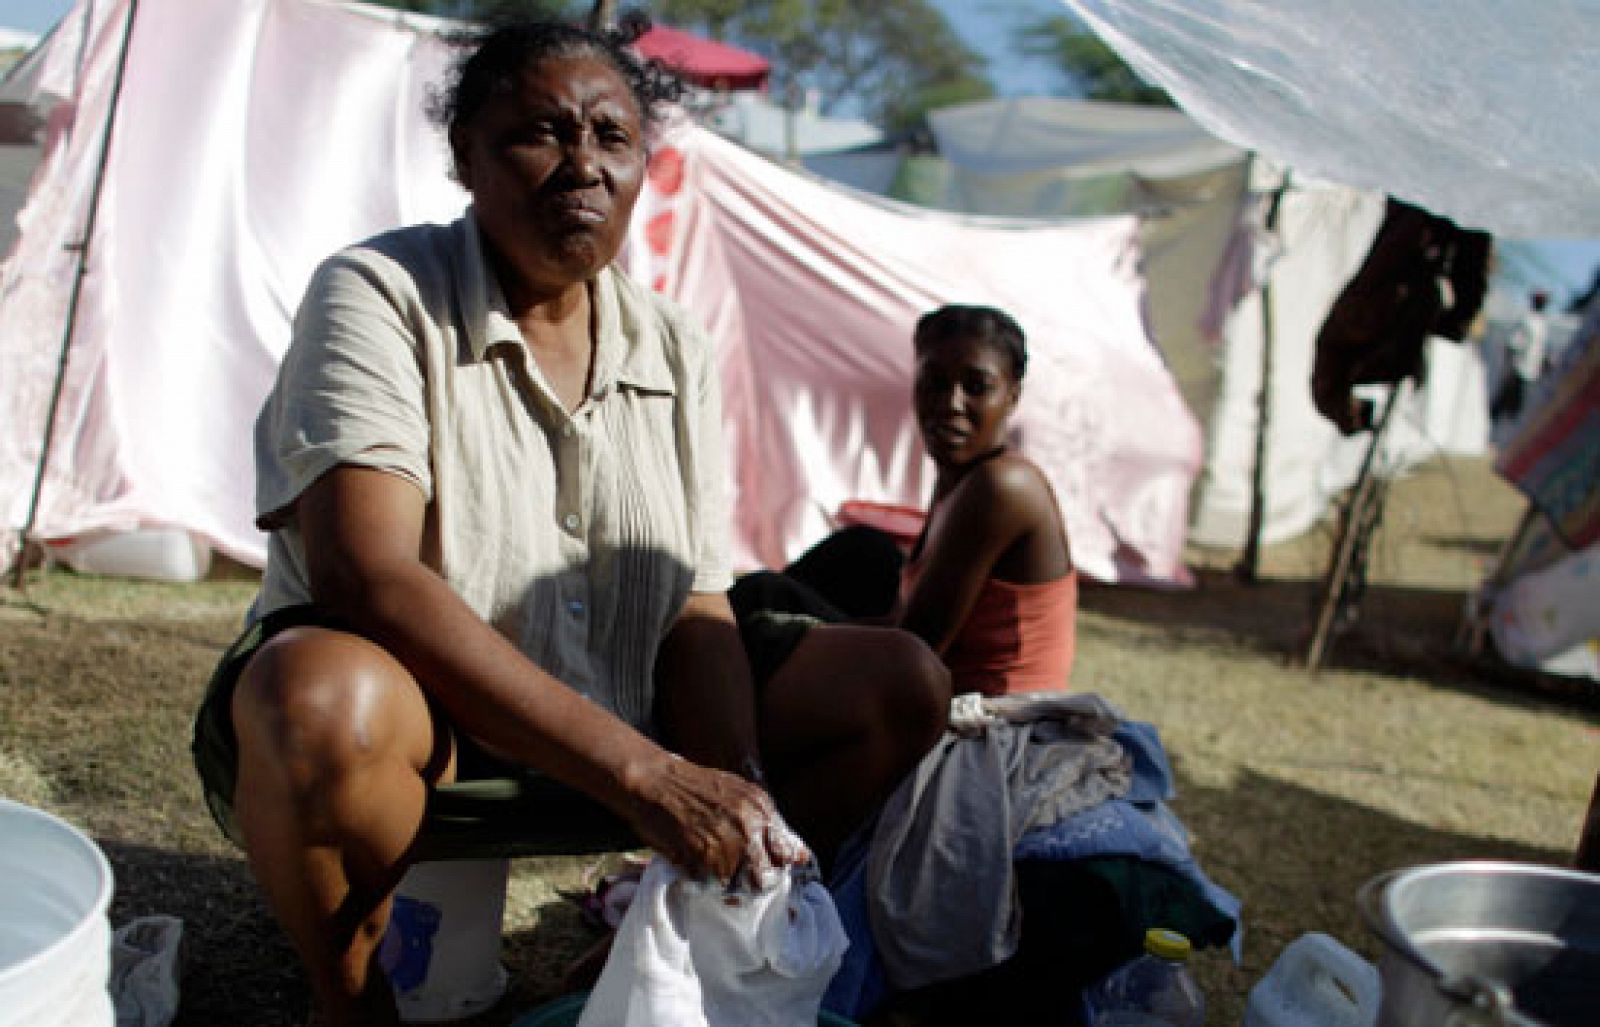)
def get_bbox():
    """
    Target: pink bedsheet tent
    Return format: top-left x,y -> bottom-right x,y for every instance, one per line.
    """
0,0 -> 1200,585
633,127 -> 1200,582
